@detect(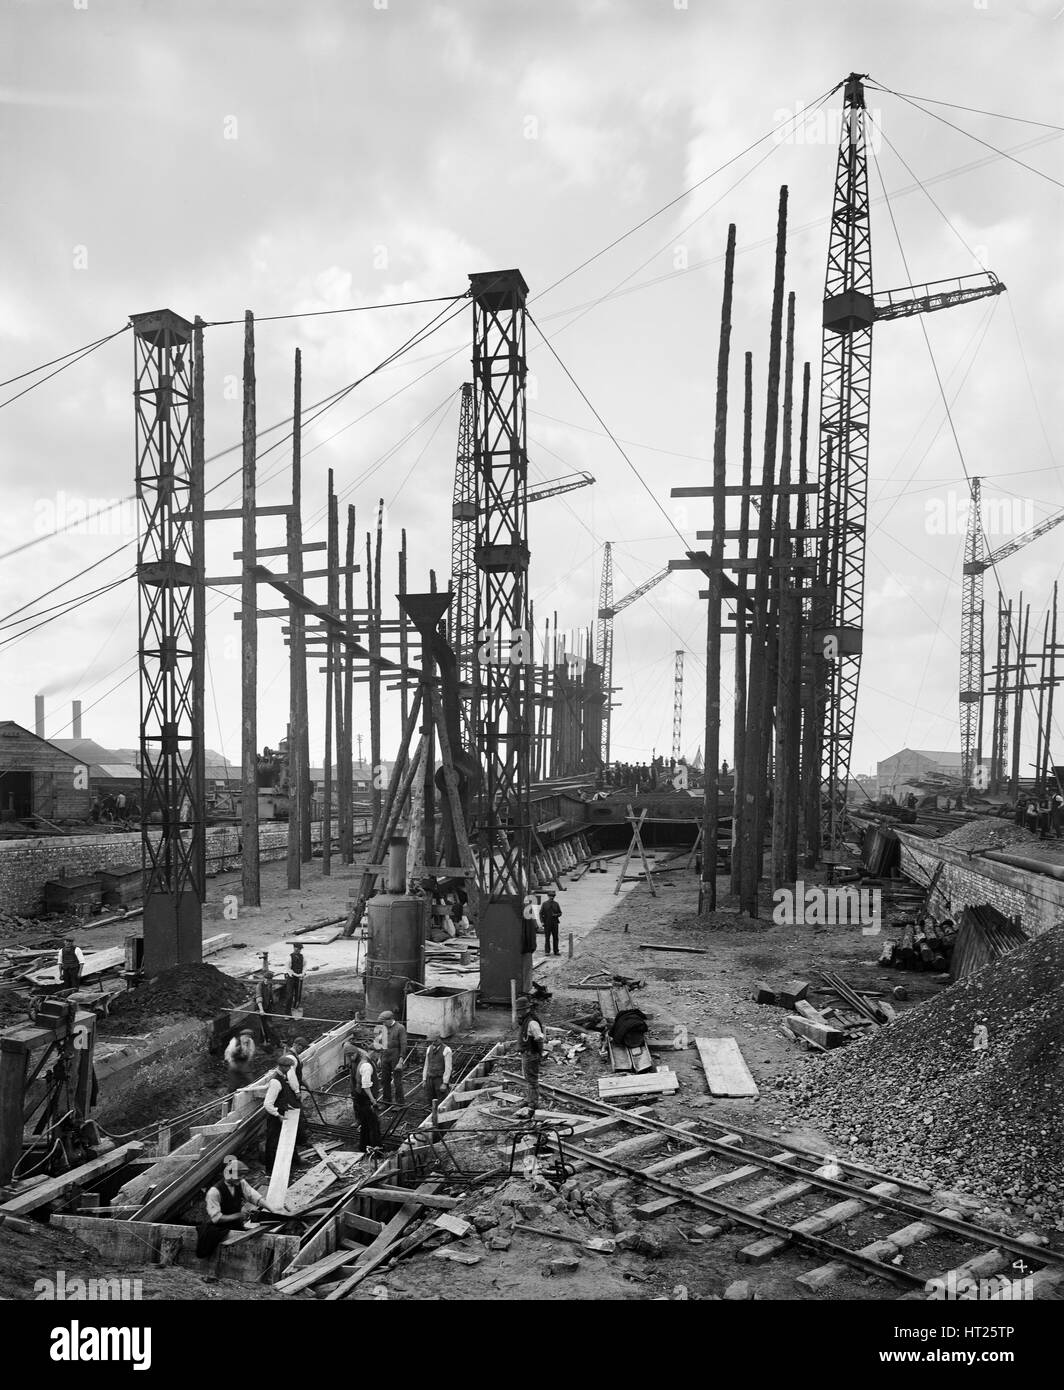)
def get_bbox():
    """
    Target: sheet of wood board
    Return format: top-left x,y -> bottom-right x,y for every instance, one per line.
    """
694,1036 -> 759,1098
